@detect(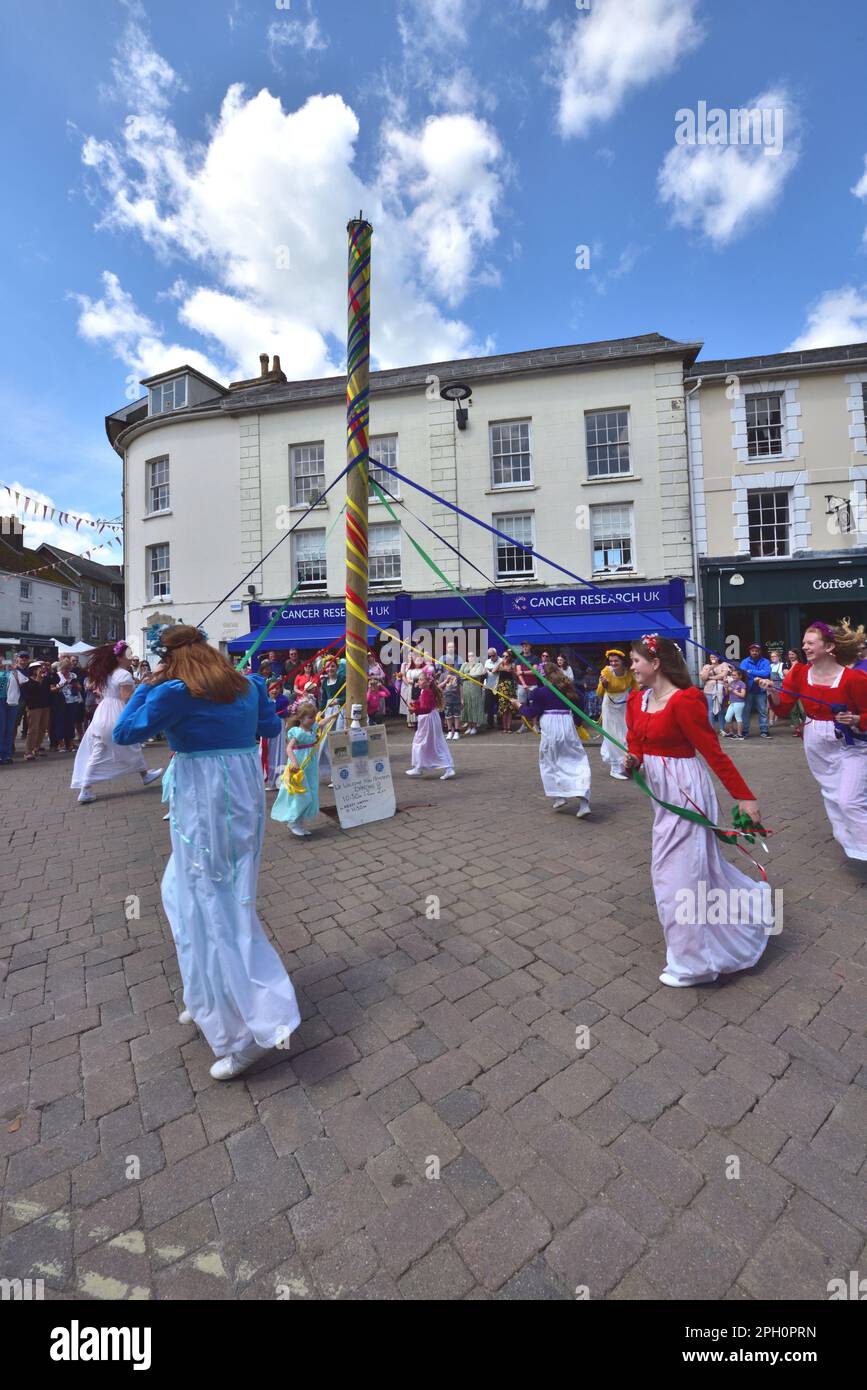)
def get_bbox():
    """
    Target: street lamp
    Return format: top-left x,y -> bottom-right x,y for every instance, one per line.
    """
440,381 -> 473,430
